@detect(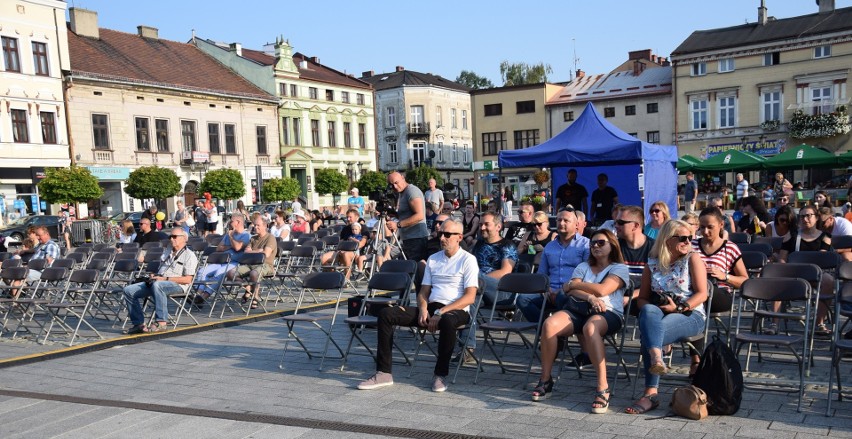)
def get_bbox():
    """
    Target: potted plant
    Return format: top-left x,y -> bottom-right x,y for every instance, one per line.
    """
759,119 -> 780,131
